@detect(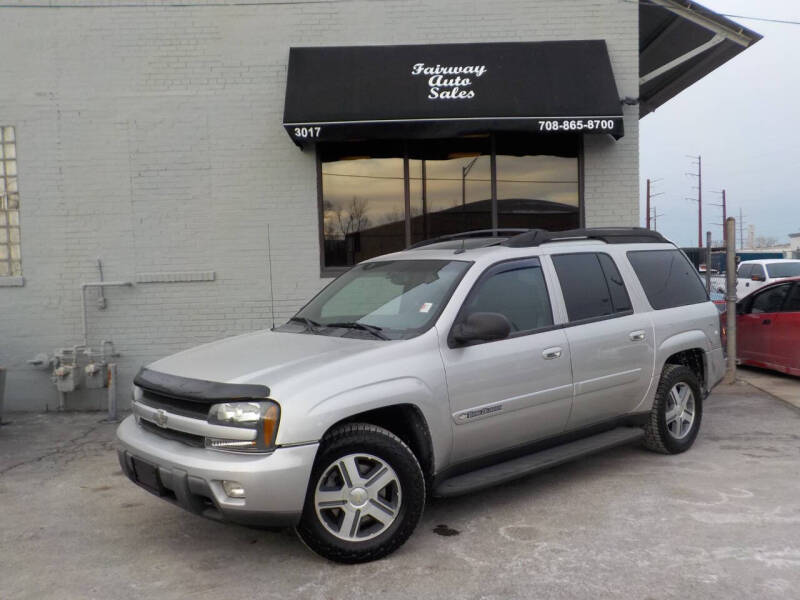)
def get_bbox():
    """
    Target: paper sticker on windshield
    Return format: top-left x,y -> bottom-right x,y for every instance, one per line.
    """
419,302 -> 433,313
